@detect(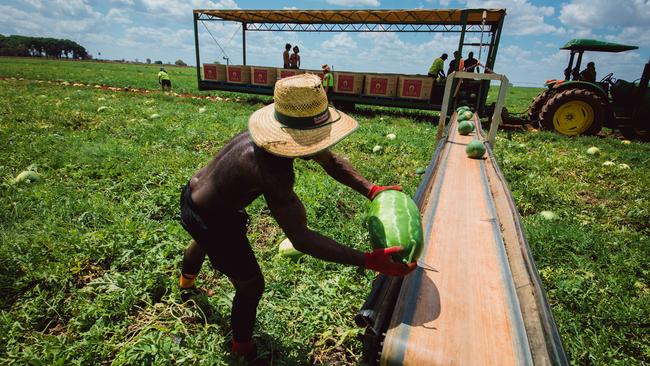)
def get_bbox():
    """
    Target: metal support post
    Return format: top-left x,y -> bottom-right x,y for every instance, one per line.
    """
193,12 -> 202,87
242,22 -> 247,65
